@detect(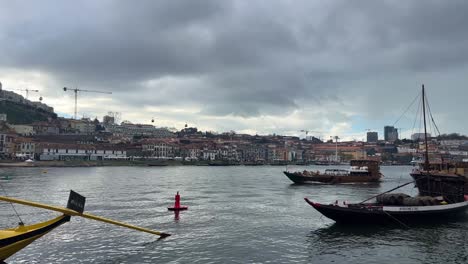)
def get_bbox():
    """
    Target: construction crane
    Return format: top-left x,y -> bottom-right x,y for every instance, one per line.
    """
300,130 -> 323,141
63,87 -> 112,119
14,89 -> 39,99
331,136 -> 340,162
